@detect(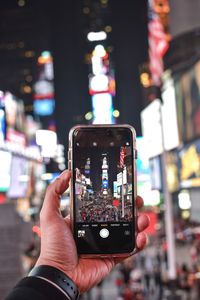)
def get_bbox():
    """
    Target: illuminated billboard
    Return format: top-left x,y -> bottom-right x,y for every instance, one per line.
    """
169,0 -> 200,38
0,151 -> 12,192
137,137 -> 161,206
141,74 -> 180,158
33,99 -> 55,116
0,95 -> 6,142
141,99 -> 163,158
179,139 -> 200,188
7,156 -> 29,198
174,60 -> 200,143
162,73 -> 180,151
92,93 -> 113,124
89,44 -> 115,124
166,150 -> 180,193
